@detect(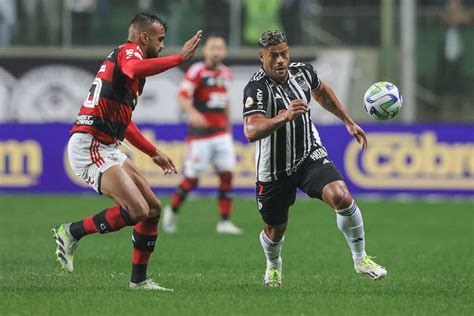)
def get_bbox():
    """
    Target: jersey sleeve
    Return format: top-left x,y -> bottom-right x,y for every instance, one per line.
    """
178,65 -> 200,99
303,63 -> 321,91
242,80 -> 269,117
